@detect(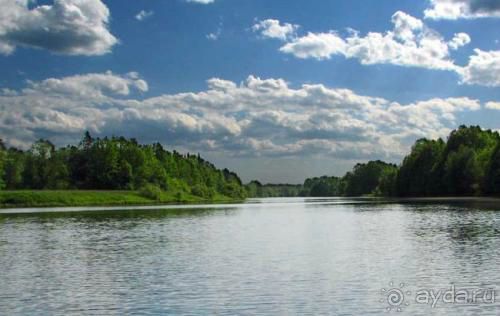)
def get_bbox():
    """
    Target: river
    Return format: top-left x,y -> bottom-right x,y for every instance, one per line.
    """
1,197 -> 500,315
